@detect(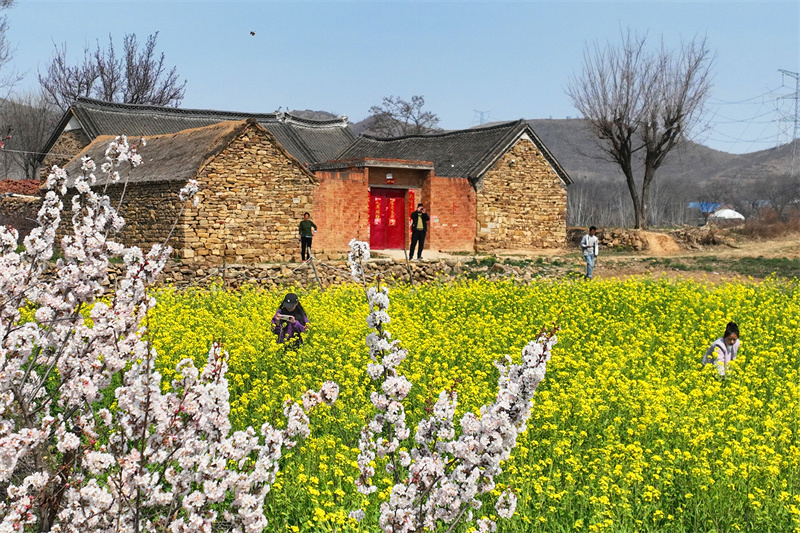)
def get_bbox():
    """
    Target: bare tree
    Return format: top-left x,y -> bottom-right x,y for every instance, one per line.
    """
762,173 -> 799,220
367,95 -> 441,137
0,0 -> 22,100
567,30 -> 714,228
39,32 -> 187,111
0,93 -> 59,179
